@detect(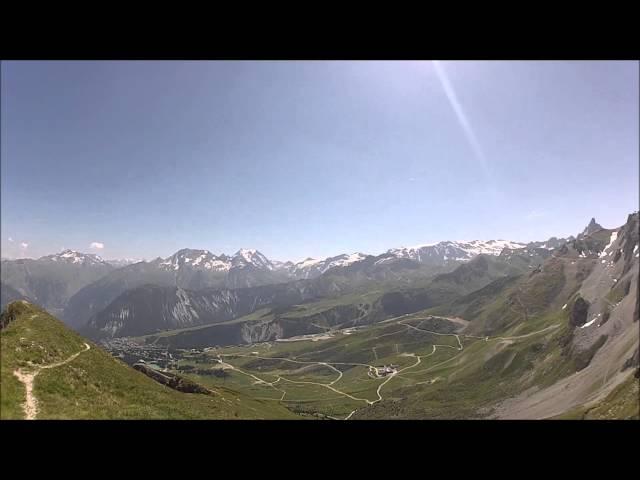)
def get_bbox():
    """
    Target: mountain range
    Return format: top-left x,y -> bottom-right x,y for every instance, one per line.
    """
2,213 -> 637,420
0,223 -> 608,335
82,240 -> 556,339
141,211 -> 638,420
0,250 -> 114,316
